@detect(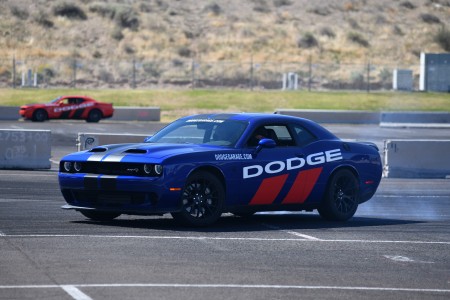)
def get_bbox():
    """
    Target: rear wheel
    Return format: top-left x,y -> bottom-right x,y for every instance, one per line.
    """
318,169 -> 359,221
86,109 -> 102,122
32,109 -> 47,122
80,210 -> 121,221
171,171 -> 224,227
